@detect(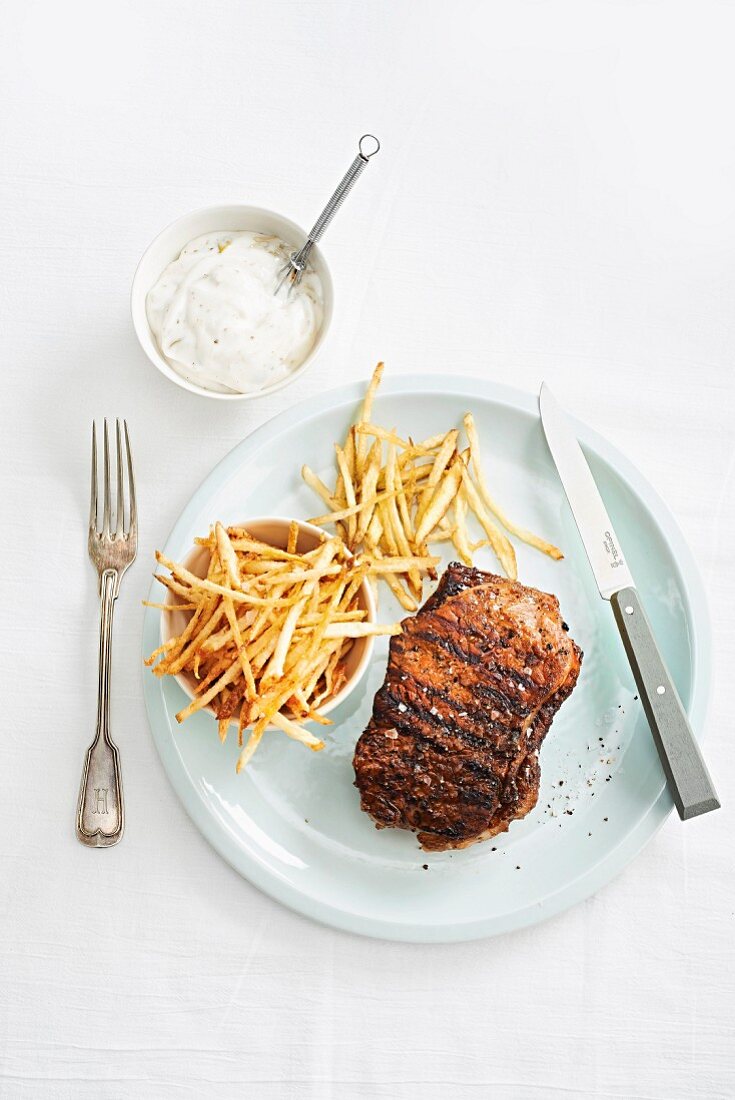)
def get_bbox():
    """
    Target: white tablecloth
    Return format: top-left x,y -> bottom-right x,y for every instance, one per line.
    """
2,2 -> 734,1097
